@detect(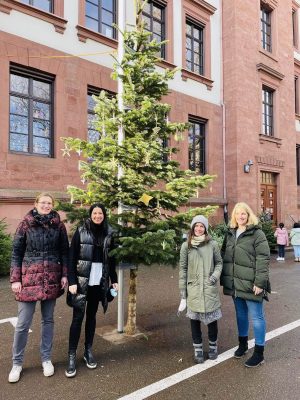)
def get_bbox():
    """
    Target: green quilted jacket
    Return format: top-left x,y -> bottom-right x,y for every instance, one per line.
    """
220,225 -> 271,302
179,237 -> 223,313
